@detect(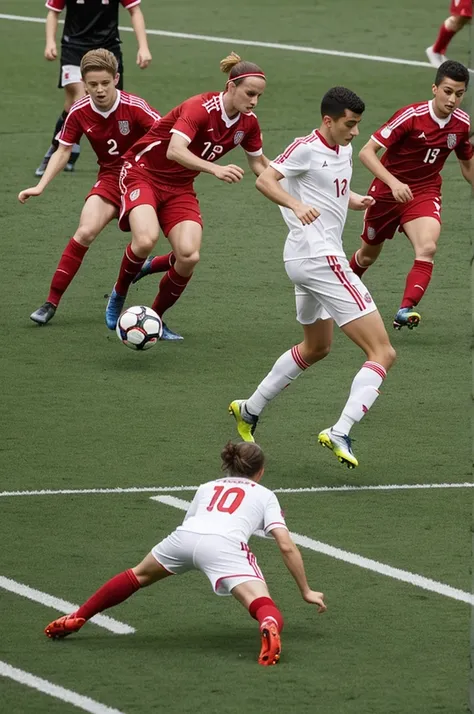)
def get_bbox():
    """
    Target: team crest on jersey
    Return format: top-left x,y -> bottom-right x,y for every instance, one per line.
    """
130,189 -> 140,201
364,293 -> 373,303
233,130 -> 245,145
447,133 -> 457,149
118,120 -> 130,135
366,226 -> 376,241
380,126 -> 392,139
